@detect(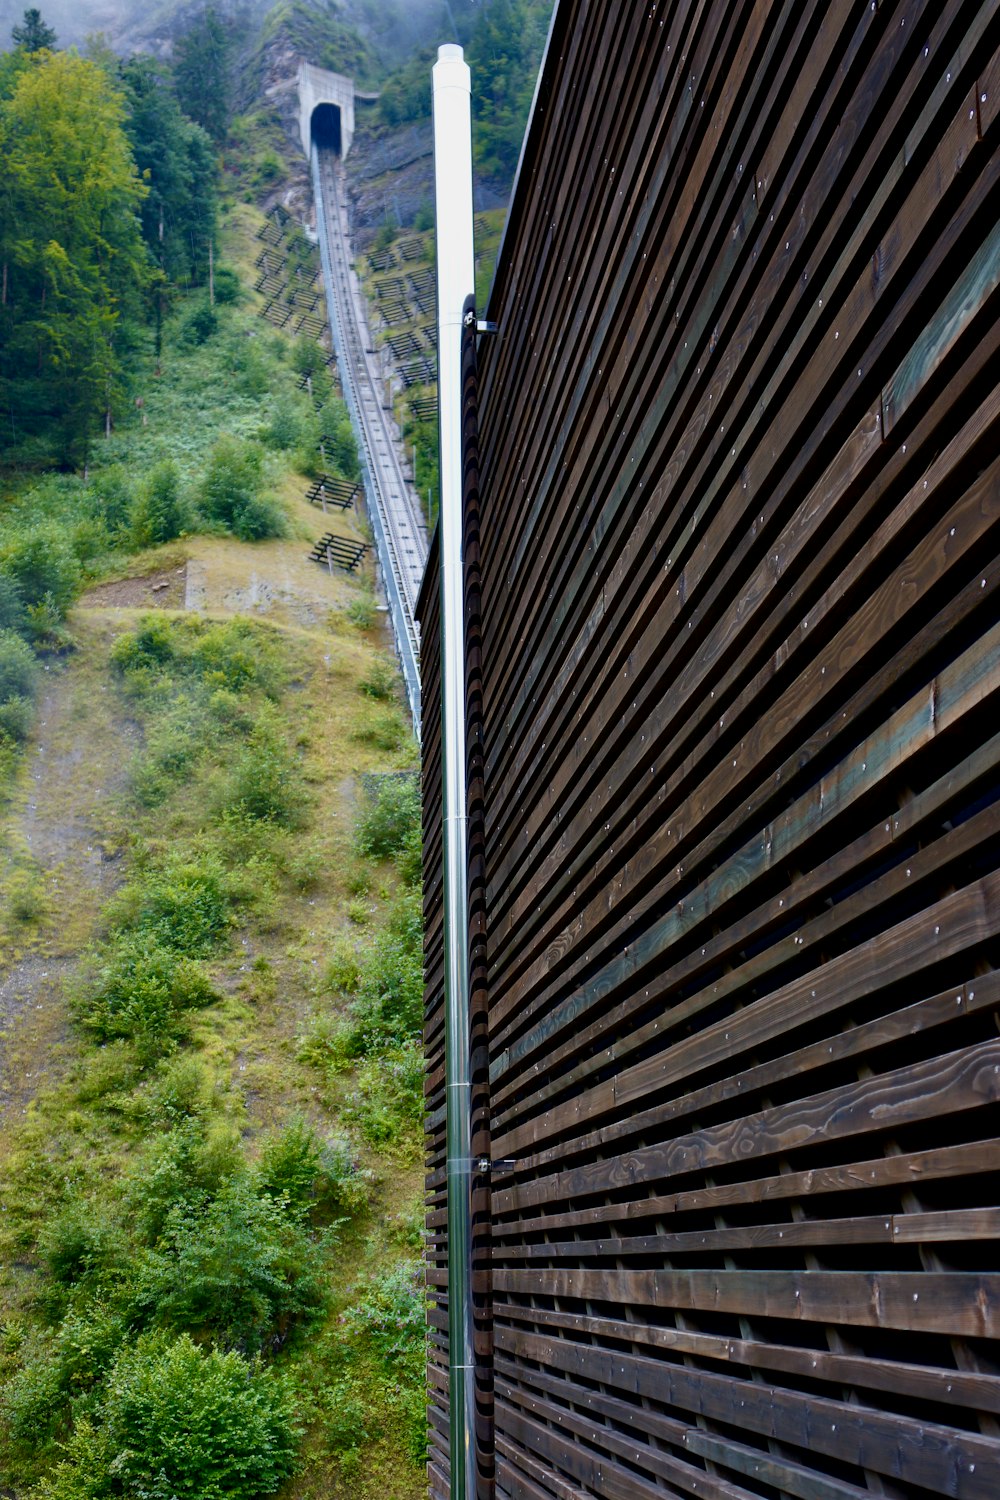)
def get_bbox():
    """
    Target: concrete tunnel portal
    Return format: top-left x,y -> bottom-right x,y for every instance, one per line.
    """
297,62 -> 356,160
